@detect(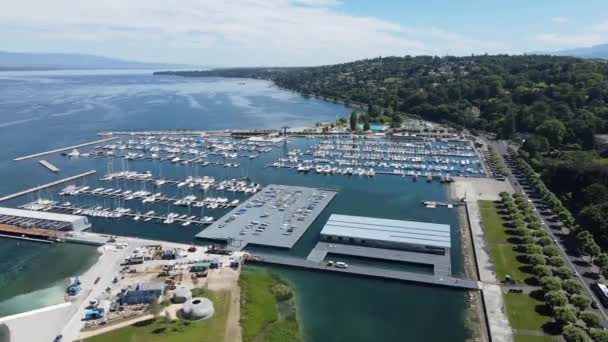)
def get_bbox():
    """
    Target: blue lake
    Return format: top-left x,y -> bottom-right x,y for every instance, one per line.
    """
0,70 -> 469,341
